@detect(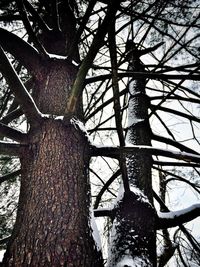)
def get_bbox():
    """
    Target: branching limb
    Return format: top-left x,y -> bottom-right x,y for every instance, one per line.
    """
154,166 -> 200,194
85,88 -> 127,121
93,208 -> 113,218
51,0 -> 61,32
108,19 -> 129,192
0,141 -> 24,156
94,169 -> 121,209
0,169 -> 21,184
151,104 -> 200,124
68,0 -> 97,60
23,0 -> 51,32
16,0 -> 47,57
0,28 -> 41,74
0,46 -> 42,124
152,133 -> 199,155
154,191 -> 200,254
153,161 -> 200,168
0,122 -> 27,143
0,108 -> 23,125
157,204 -> 200,229
91,145 -> 200,163
85,71 -> 200,84
124,41 -> 164,63
152,110 -> 176,140
65,0 -> 122,116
